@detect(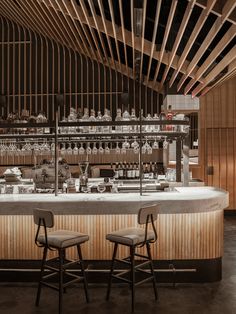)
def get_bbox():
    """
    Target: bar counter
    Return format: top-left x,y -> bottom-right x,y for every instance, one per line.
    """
0,187 -> 229,281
